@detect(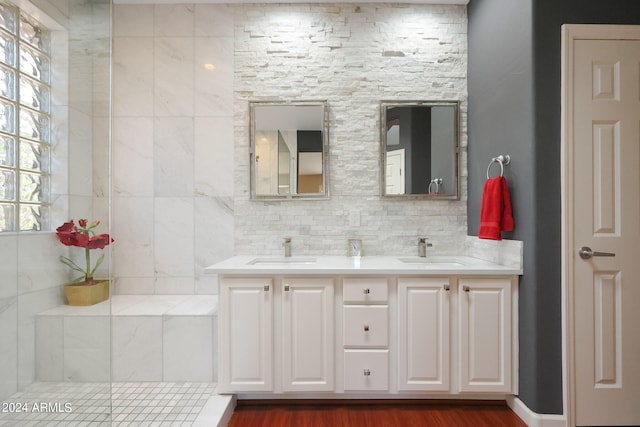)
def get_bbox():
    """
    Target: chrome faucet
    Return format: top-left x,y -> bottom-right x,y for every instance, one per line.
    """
283,237 -> 292,257
418,237 -> 432,257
